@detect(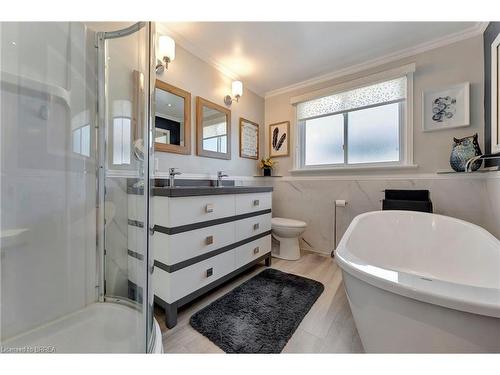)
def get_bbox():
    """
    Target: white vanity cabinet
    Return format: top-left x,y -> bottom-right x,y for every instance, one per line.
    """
127,184 -> 272,328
